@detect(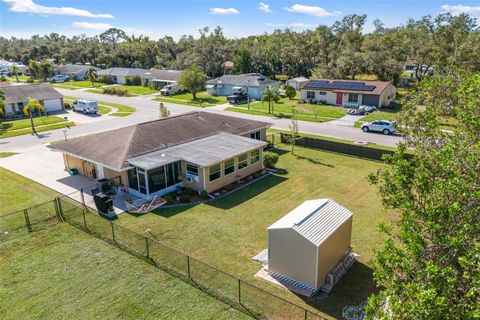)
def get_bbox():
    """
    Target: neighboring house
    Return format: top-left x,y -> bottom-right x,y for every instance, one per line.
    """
267,199 -> 355,295
301,79 -> 396,108
141,69 -> 182,87
96,67 -> 147,85
0,59 -> 28,75
206,73 -> 280,100
0,84 -> 64,116
286,77 -> 308,90
51,111 -> 271,199
55,65 -> 100,81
